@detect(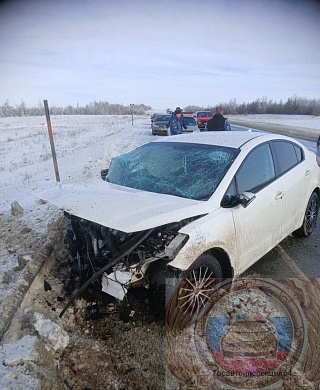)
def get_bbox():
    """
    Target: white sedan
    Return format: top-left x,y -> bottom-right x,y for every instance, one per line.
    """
40,131 -> 320,310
